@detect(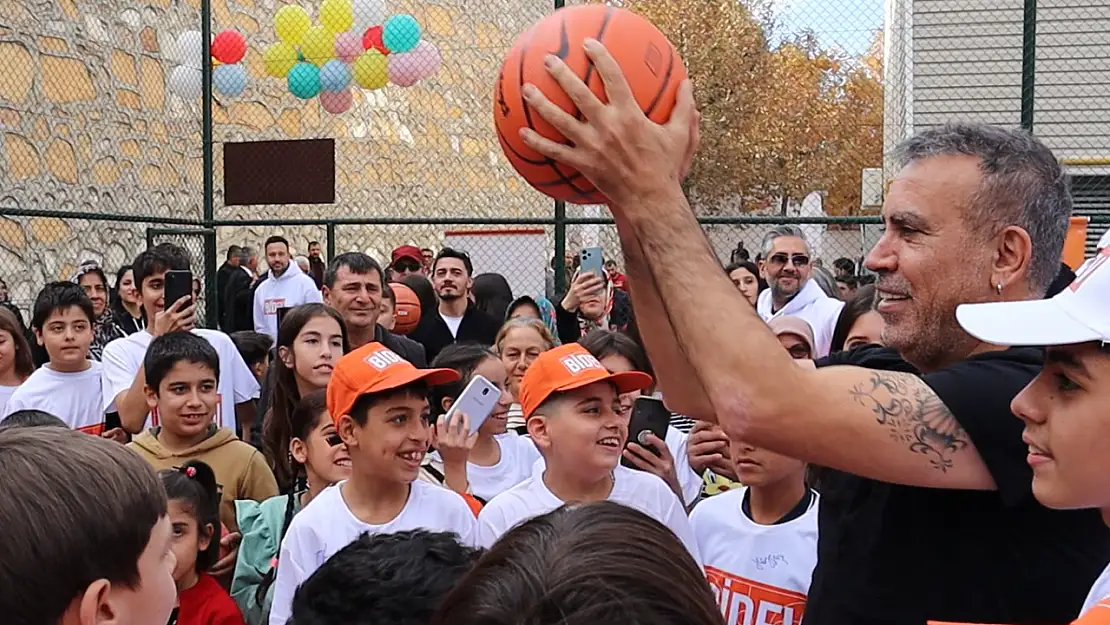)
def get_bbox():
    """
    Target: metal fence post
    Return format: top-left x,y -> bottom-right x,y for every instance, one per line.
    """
326,221 -> 337,262
201,0 -> 218,328
552,0 -> 567,296
1020,0 -> 1037,132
